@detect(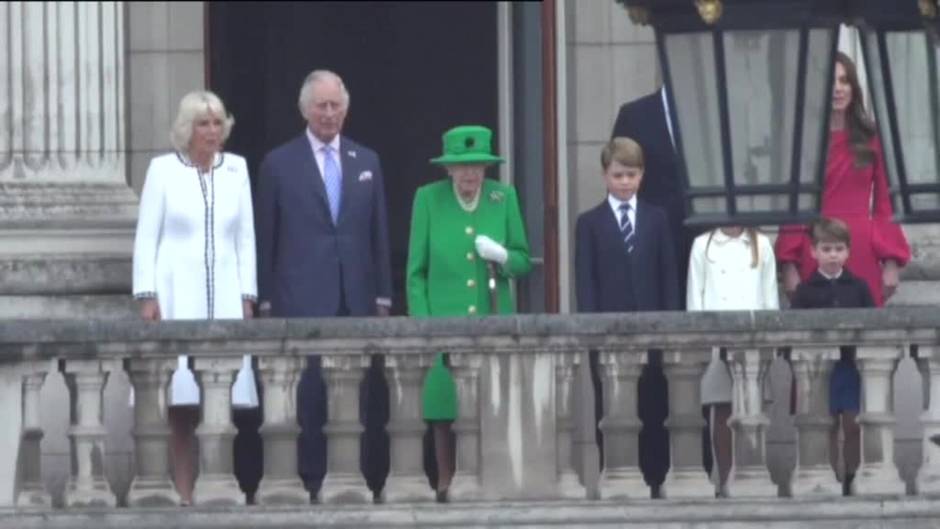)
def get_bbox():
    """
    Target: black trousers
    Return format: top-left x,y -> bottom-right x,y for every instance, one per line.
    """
295,288 -> 390,499
590,349 -> 670,497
